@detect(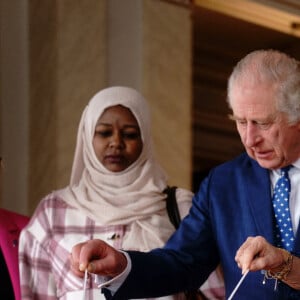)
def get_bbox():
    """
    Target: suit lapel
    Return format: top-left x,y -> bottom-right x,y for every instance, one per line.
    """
293,222 -> 300,255
245,163 -> 275,244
